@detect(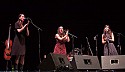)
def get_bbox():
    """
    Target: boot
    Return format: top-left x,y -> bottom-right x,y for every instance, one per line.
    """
14,64 -> 18,71
19,64 -> 23,72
